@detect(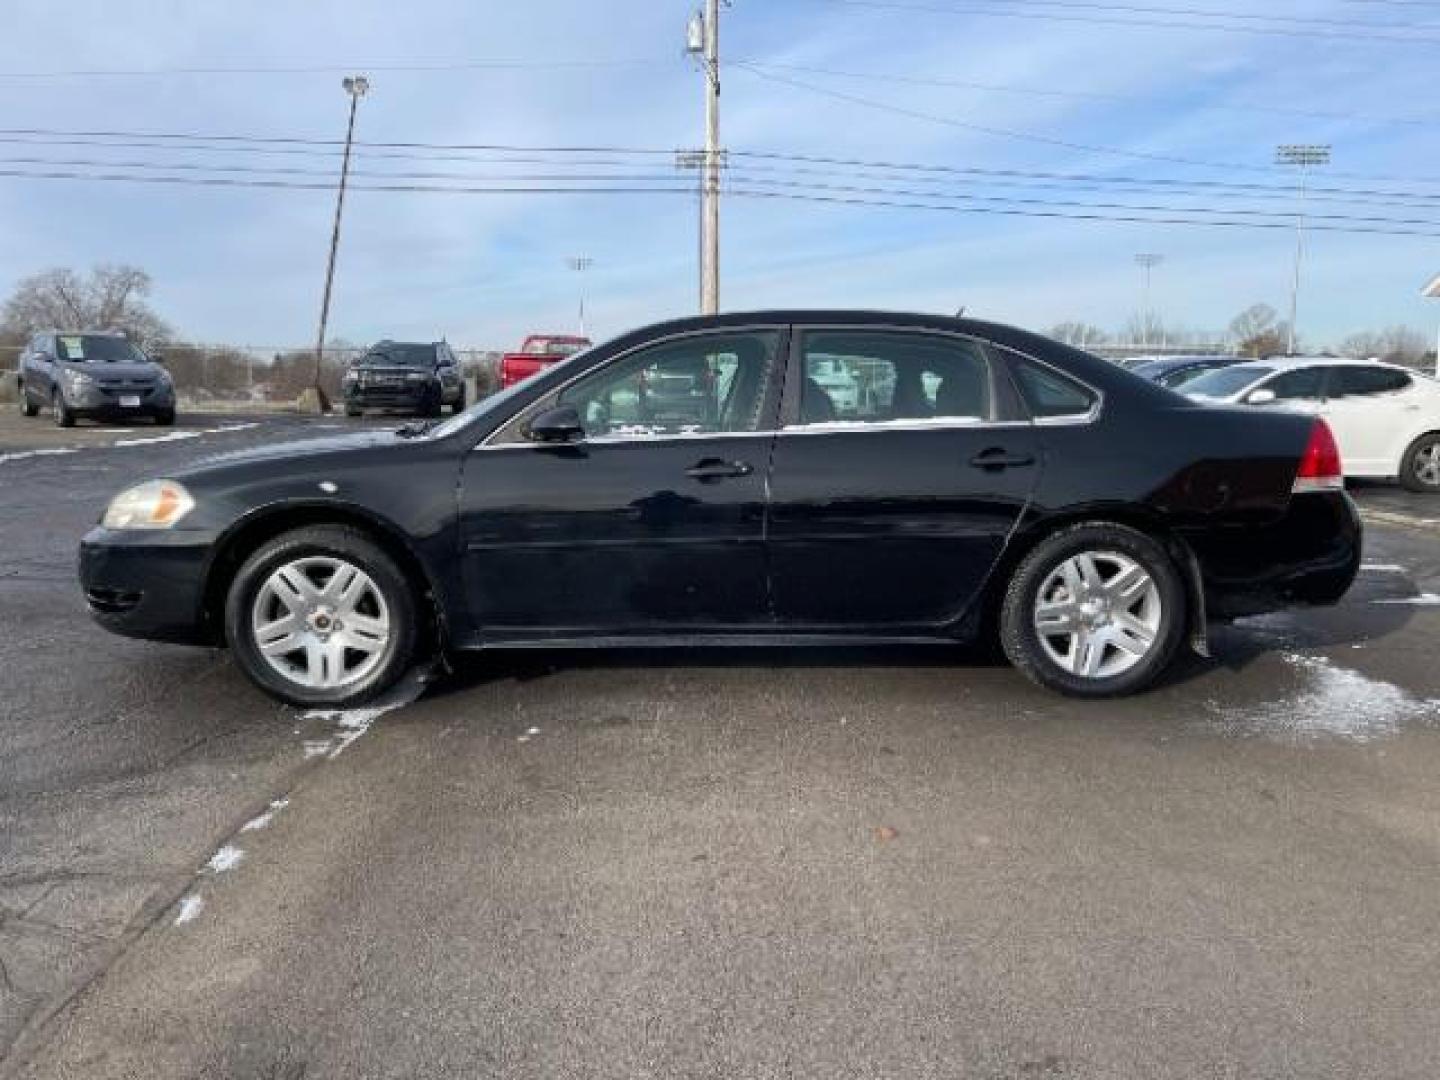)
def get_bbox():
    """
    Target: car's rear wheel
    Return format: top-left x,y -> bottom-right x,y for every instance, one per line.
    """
18,383 -> 38,417
52,389 -> 75,428
1400,432 -> 1440,493
225,525 -> 417,707
154,409 -> 175,426
1000,523 -> 1185,698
